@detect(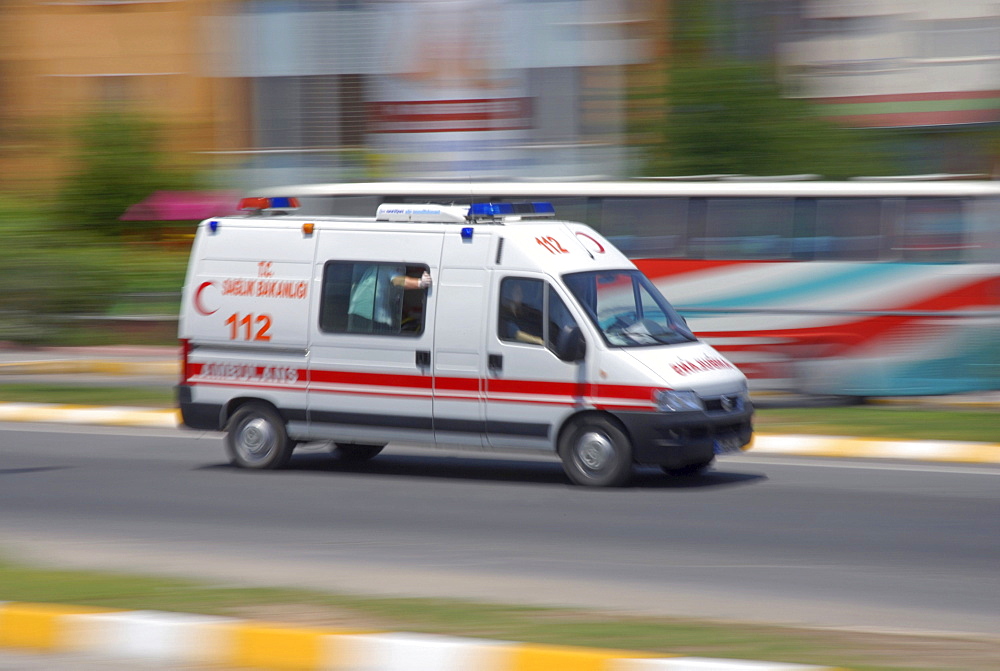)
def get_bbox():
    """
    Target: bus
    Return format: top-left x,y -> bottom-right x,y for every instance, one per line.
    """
256,179 -> 1000,397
